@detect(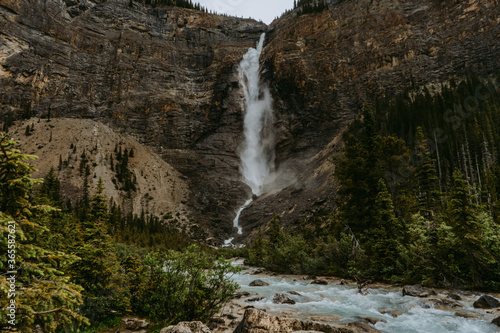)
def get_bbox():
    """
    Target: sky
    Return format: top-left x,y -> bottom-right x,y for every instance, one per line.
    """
195,0 -> 295,24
